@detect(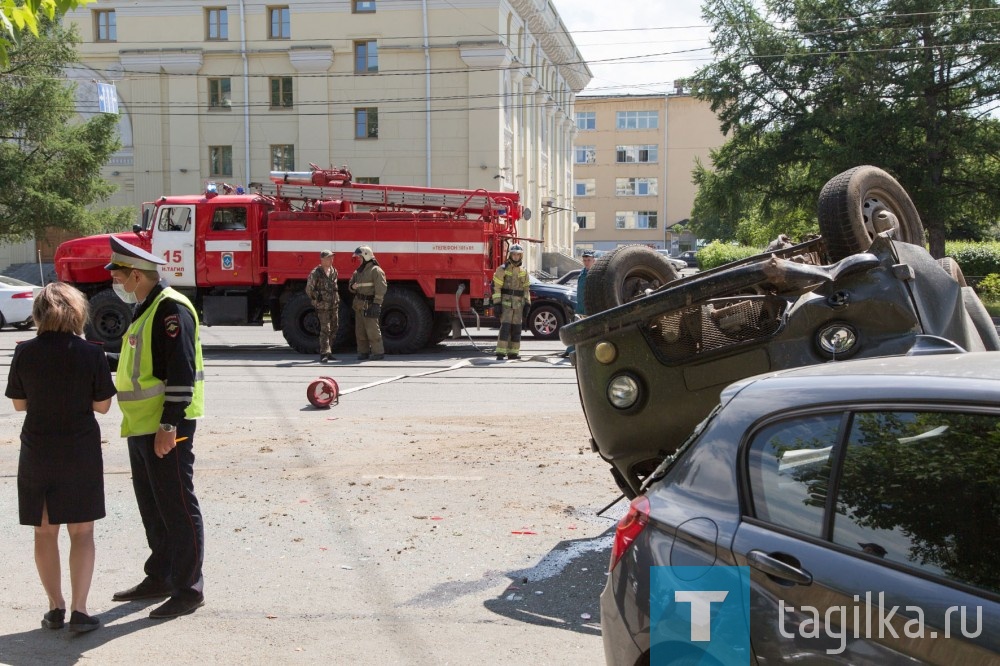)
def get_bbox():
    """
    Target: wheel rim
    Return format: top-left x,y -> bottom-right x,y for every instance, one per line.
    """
95,310 -> 126,339
621,273 -> 663,302
862,192 -> 905,237
382,308 -> 407,338
534,310 -> 558,335
301,310 -> 320,337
